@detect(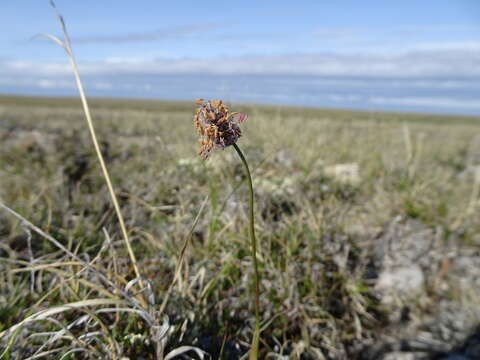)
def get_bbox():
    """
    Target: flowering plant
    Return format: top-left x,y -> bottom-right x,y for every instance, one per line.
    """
193,99 -> 248,159
193,99 -> 261,360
